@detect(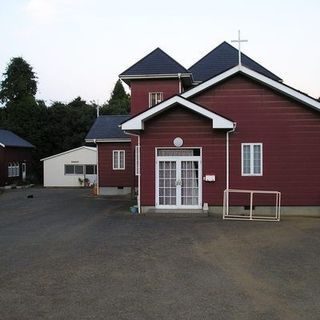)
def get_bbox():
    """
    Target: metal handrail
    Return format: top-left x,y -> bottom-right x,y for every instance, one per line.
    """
223,189 -> 281,222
